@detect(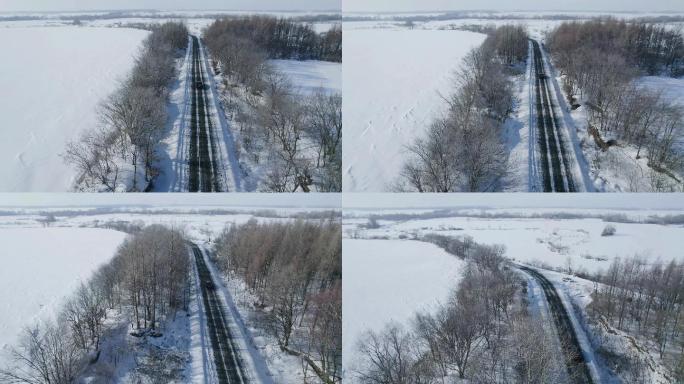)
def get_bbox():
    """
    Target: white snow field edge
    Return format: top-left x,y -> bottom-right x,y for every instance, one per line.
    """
342,28 -> 487,192
0,227 -> 127,366
361,215 -> 684,274
270,59 -> 342,96
0,26 -> 148,192
342,239 -> 465,375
